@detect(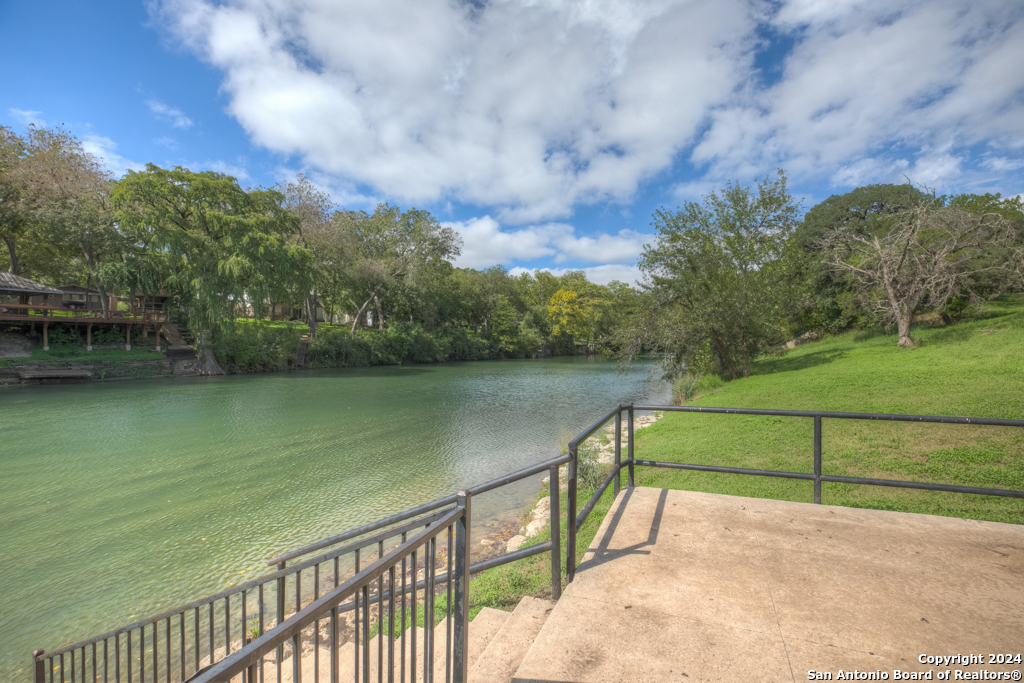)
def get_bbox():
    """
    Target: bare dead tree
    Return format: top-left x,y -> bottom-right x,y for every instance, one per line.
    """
822,205 -> 1023,347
